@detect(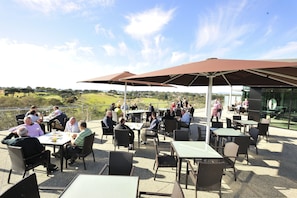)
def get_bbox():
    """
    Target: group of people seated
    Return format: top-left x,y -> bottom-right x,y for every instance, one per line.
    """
2,105 -> 94,175
102,103 -> 193,146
